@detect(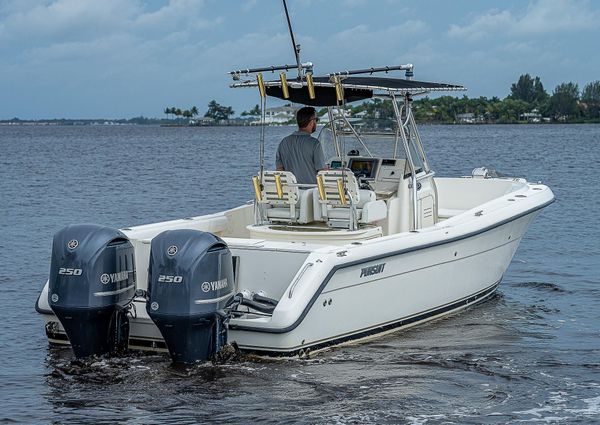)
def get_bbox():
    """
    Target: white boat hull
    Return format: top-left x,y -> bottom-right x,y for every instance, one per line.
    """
228,209 -> 538,354
36,177 -> 553,356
